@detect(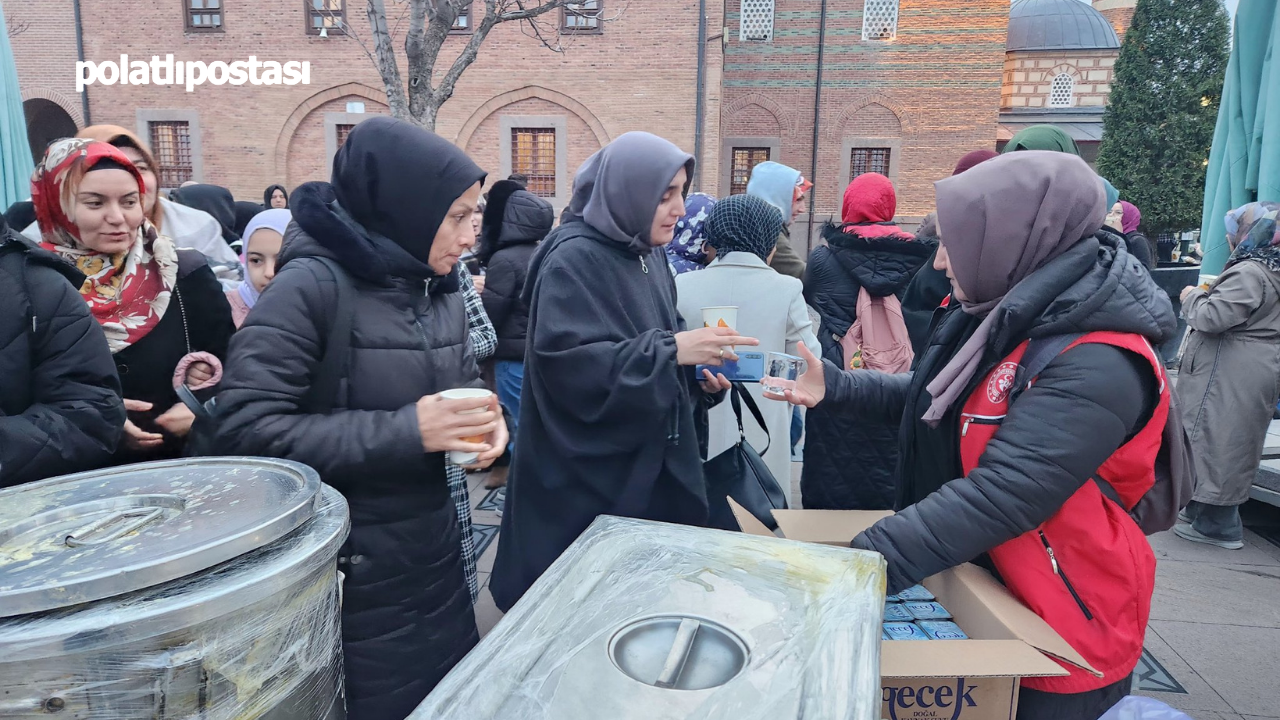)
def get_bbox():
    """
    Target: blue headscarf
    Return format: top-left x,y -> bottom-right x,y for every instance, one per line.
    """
665,193 -> 717,275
